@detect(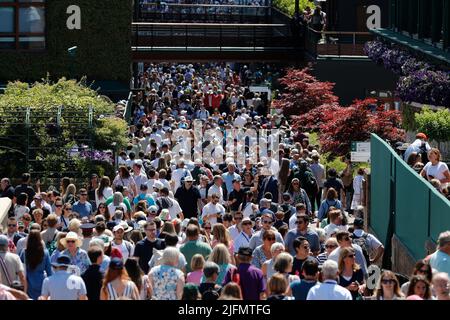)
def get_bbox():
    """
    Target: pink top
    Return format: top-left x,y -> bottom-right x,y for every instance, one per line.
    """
186,270 -> 203,285
211,240 -> 234,258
